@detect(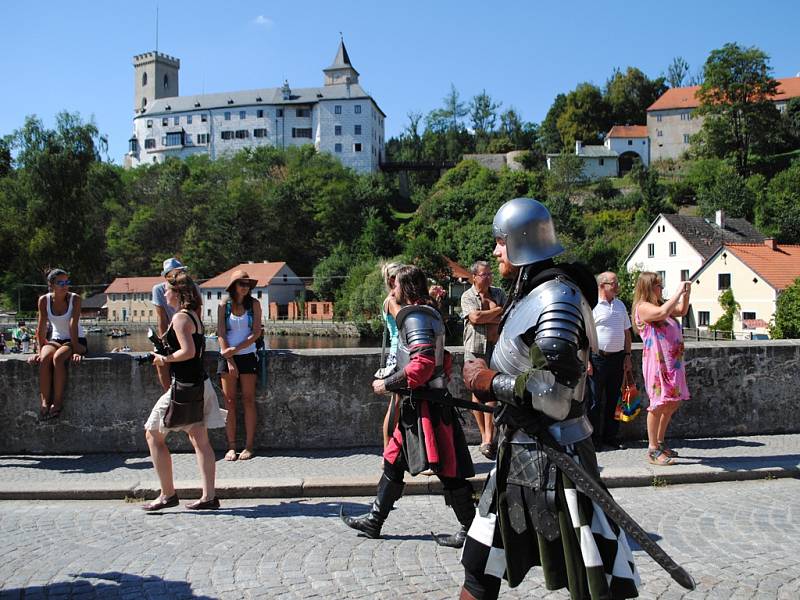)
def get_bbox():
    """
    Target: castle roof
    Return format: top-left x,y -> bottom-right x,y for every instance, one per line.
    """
325,39 -> 358,74
138,82 -> 384,117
